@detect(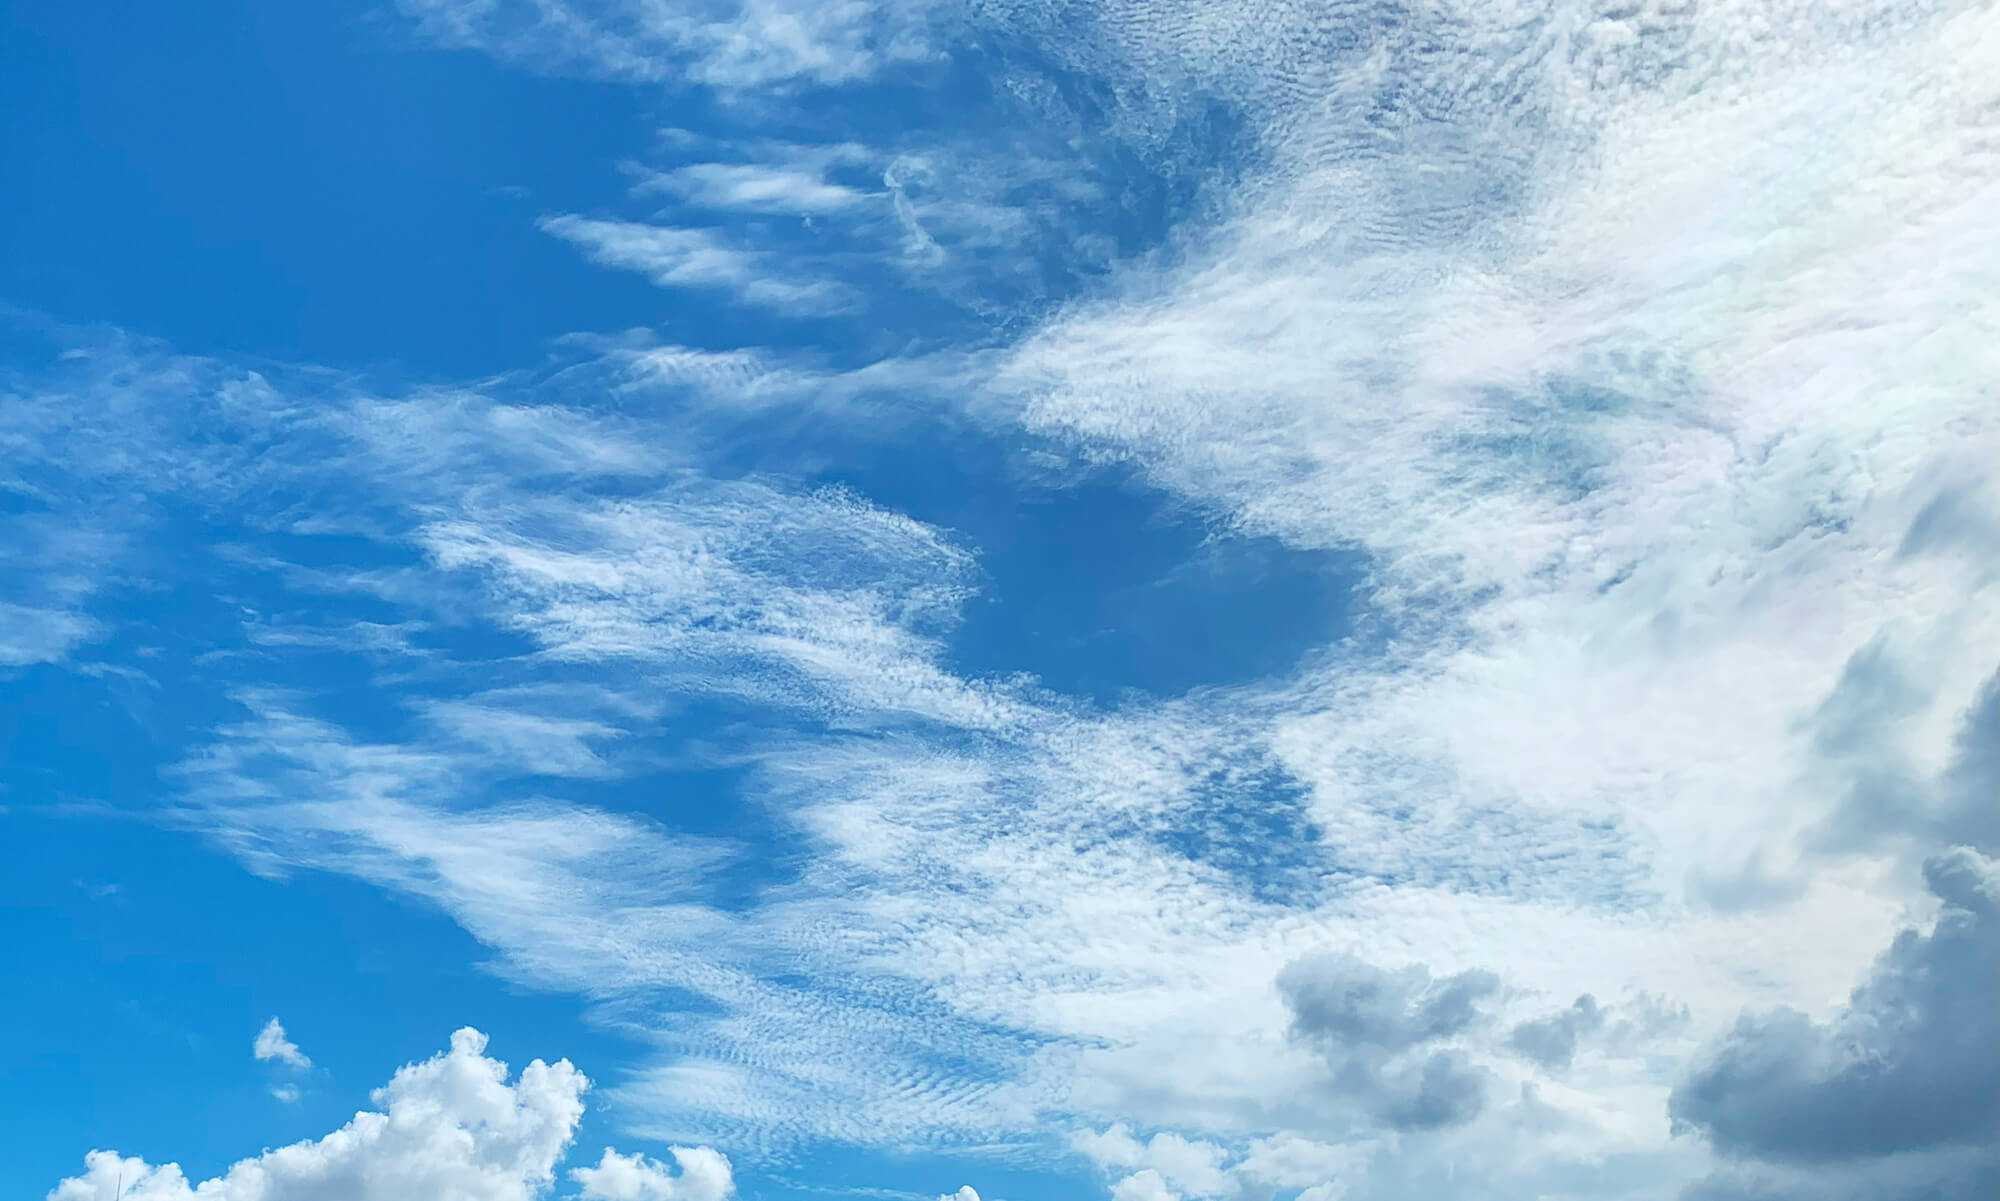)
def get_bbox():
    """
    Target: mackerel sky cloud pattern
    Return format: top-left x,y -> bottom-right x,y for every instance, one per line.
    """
2,1 -> 1994,1200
